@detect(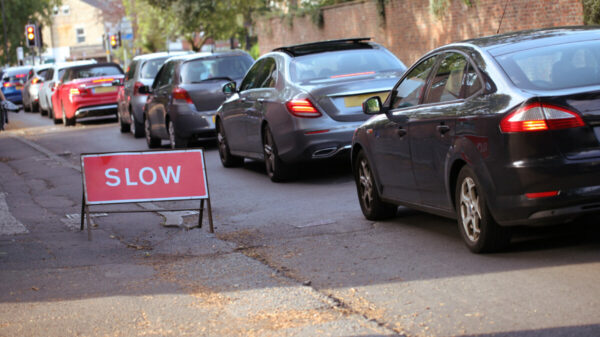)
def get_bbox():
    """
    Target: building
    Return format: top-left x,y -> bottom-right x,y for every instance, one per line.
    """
41,0 -> 124,62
